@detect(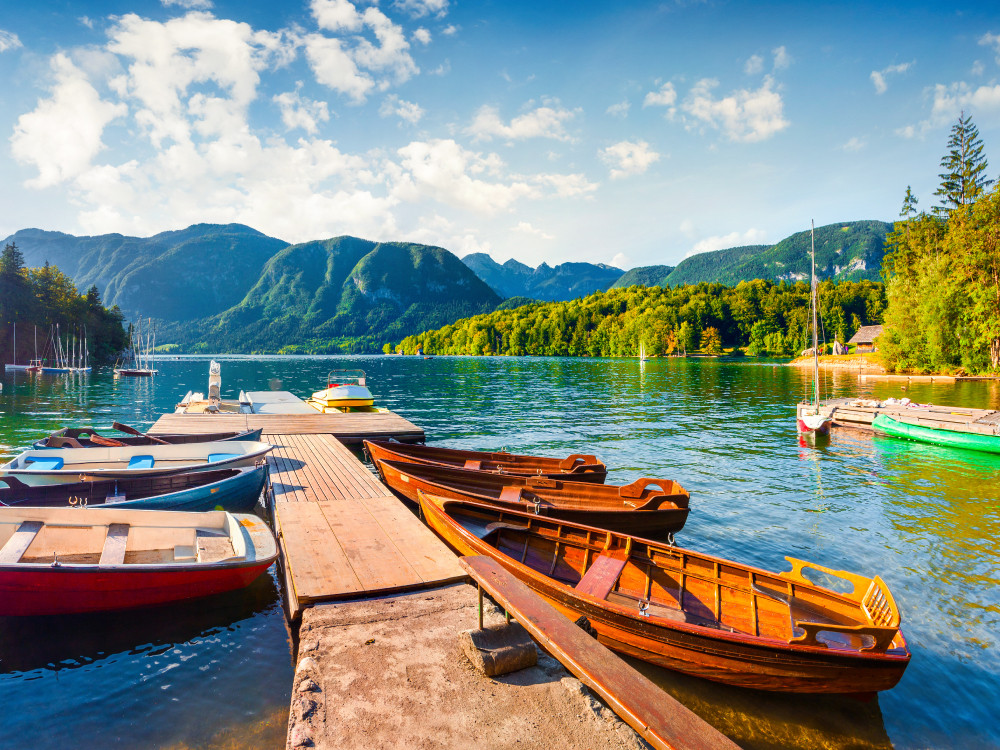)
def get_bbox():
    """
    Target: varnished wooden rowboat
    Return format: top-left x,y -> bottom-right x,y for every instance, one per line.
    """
364,439 -> 607,483
34,426 -> 263,449
377,459 -> 689,537
0,507 -> 277,615
417,492 -> 911,694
